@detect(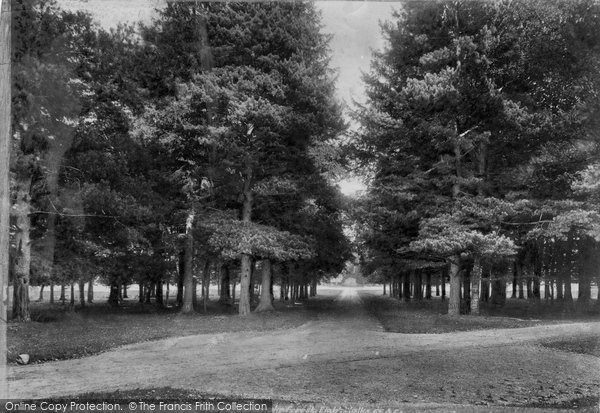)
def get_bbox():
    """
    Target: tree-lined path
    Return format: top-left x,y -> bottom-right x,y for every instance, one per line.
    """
9,287 -> 599,407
